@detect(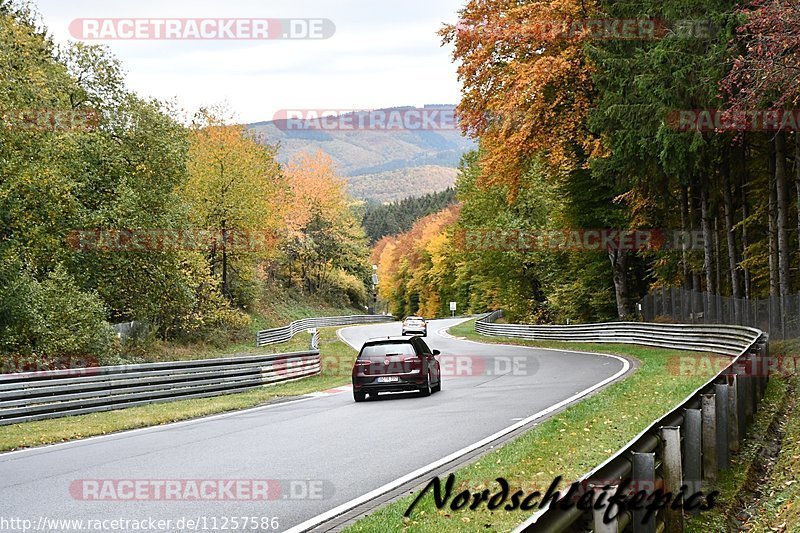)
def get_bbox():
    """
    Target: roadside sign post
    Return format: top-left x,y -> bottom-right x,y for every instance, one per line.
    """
308,328 -> 319,350
449,301 -> 456,317
370,266 -> 379,315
